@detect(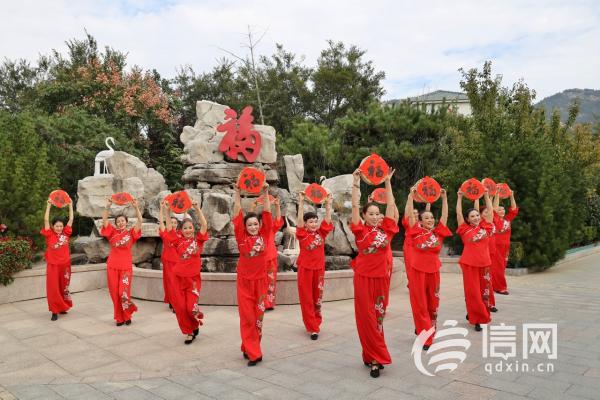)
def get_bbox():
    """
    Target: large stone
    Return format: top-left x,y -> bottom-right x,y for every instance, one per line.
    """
147,190 -> 172,220
202,257 -> 239,273
340,217 -> 358,252
283,154 -> 306,194
193,100 -> 229,131
201,192 -> 233,236
82,237 -> 110,263
105,151 -> 168,202
180,100 -> 277,166
325,219 -> 354,255
132,239 -> 158,264
325,255 -> 352,270
76,175 -> 114,217
202,237 -> 239,256
322,174 -> 353,214
183,162 -> 277,185
76,175 -> 146,218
